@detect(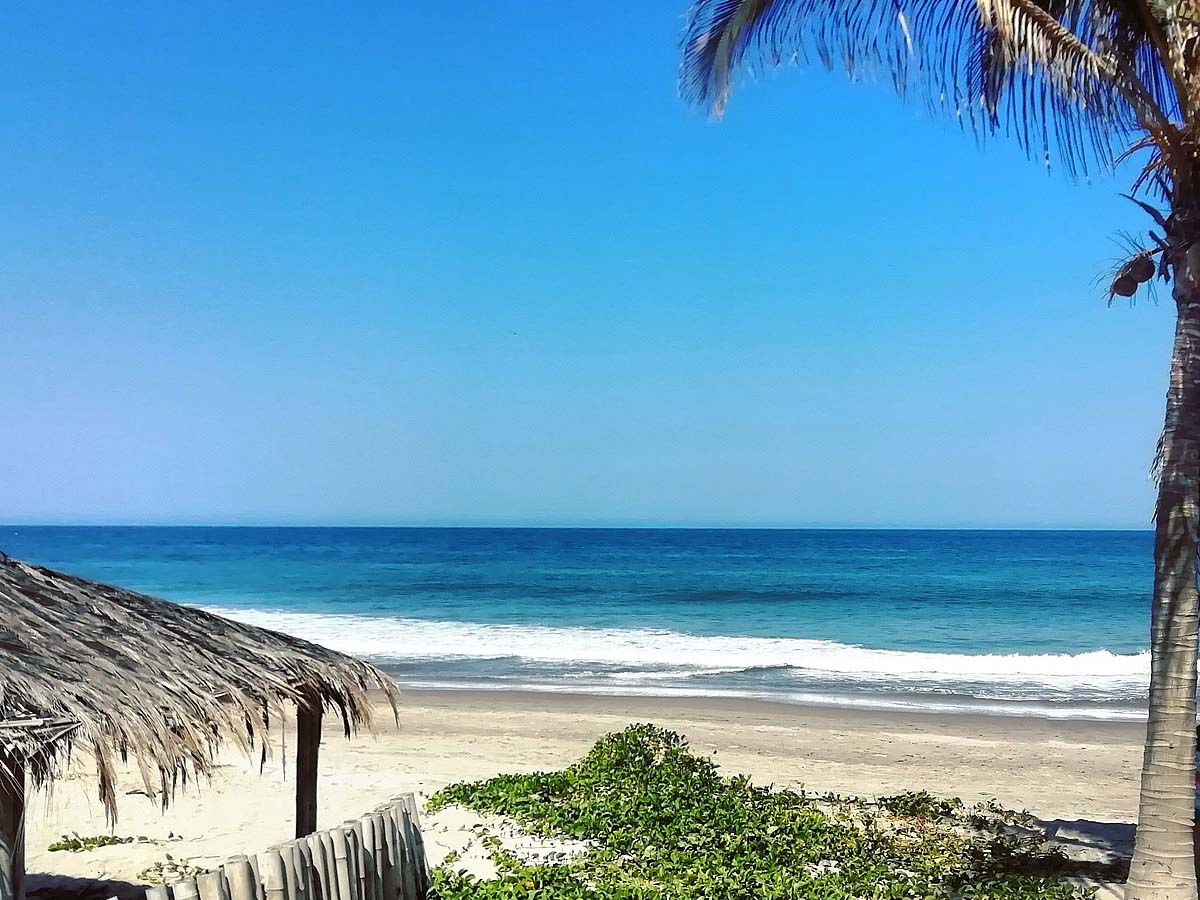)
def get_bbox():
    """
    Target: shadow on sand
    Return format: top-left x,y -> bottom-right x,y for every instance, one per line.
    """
26,873 -> 146,900
1036,817 -> 1135,885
